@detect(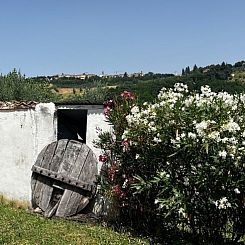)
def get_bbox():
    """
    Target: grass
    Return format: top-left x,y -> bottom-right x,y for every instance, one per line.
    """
0,194 -> 30,209
0,204 -> 149,245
